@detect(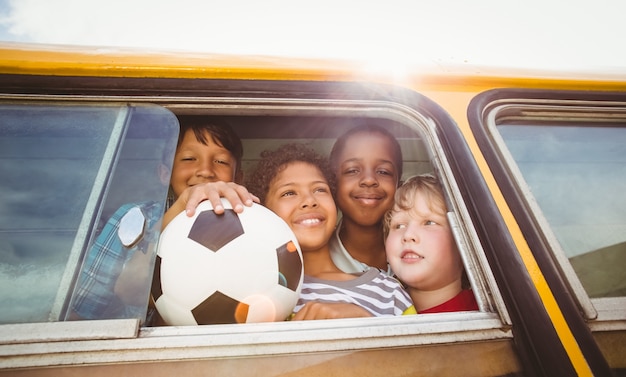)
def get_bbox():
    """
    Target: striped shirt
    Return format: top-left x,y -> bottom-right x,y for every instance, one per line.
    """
294,268 -> 414,316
